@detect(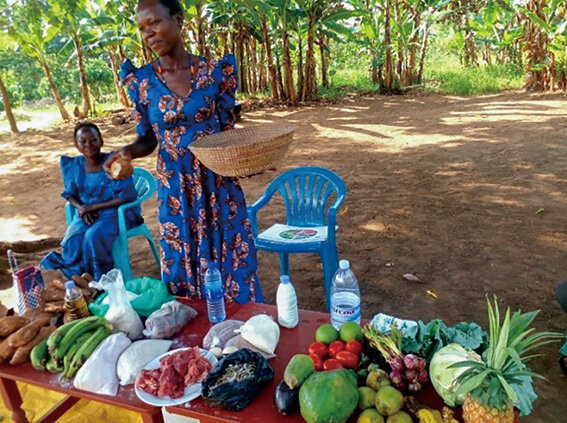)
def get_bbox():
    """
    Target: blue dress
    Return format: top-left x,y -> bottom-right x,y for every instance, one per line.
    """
121,54 -> 264,304
41,154 -> 142,280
